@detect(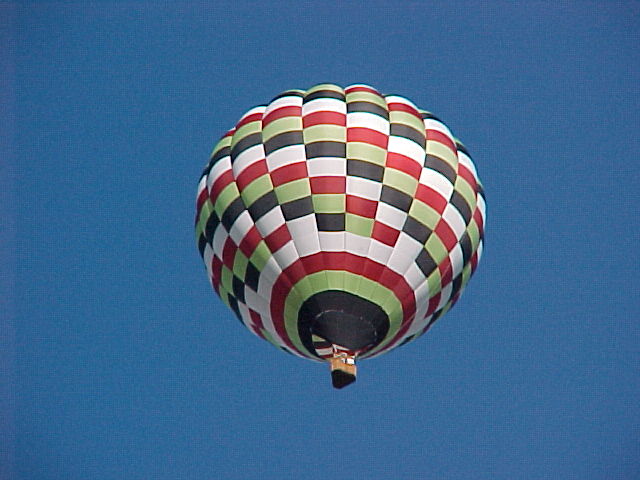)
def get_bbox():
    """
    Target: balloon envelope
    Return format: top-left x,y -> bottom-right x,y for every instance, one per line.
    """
195,83 -> 485,375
